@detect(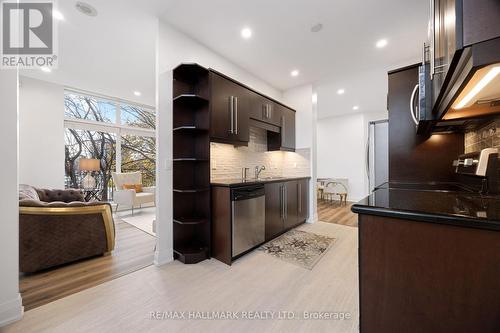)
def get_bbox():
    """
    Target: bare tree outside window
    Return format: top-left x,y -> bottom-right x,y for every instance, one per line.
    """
64,92 -> 155,201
